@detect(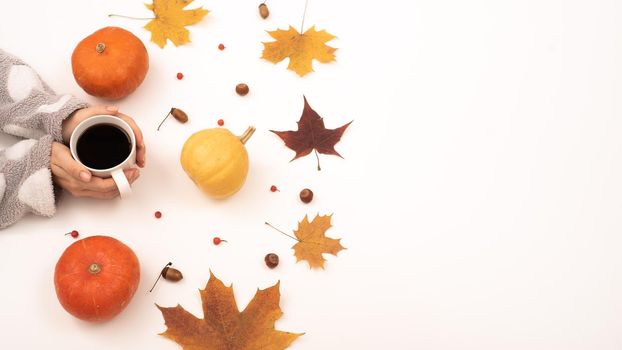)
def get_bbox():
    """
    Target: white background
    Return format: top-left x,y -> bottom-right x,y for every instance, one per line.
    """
1,0 -> 622,349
